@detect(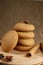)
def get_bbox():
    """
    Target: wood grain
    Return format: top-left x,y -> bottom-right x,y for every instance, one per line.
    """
0,0 -> 43,44
0,46 -> 43,65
